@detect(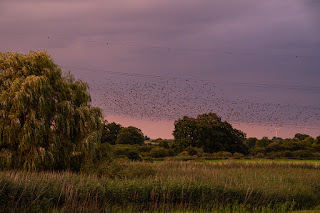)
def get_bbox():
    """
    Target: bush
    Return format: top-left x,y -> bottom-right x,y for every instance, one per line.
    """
158,140 -> 170,148
95,160 -> 156,179
232,152 -> 244,159
137,144 -> 153,153
149,147 -> 169,158
292,150 -> 311,159
185,146 -> 198,156
284,150 -> 294,158
255,152 -> 265,158
252,147 -> 267,155
113,145 -> 141,161
266,151 -> 283,159
212,151 -> 232,159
